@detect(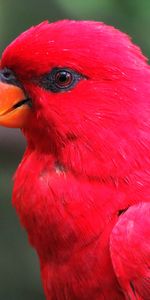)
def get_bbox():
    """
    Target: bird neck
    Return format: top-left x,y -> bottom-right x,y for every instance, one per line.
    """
13,145 -> 123,259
